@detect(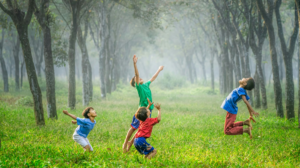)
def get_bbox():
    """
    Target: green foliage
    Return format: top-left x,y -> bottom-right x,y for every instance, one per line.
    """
52,39 -> 68,67
15,96 -> 34,106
